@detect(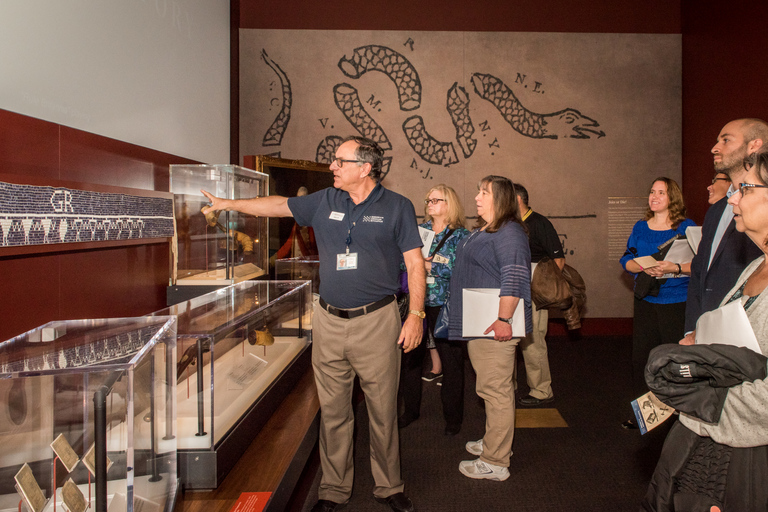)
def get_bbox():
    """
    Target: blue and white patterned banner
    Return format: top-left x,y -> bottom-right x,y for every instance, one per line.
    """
0,181 -> 174,247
